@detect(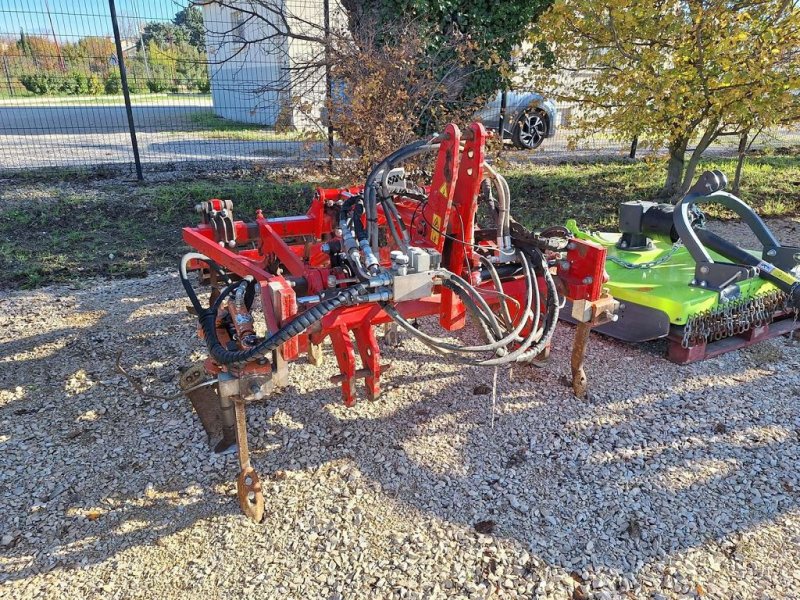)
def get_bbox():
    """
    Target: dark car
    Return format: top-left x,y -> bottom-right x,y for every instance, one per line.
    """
475,91 -> 558,149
